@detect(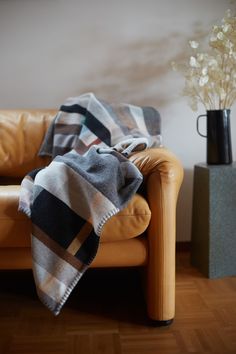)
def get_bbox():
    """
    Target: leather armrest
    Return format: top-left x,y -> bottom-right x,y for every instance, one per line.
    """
129,147 -> 183,184
130,147 -> 184,320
